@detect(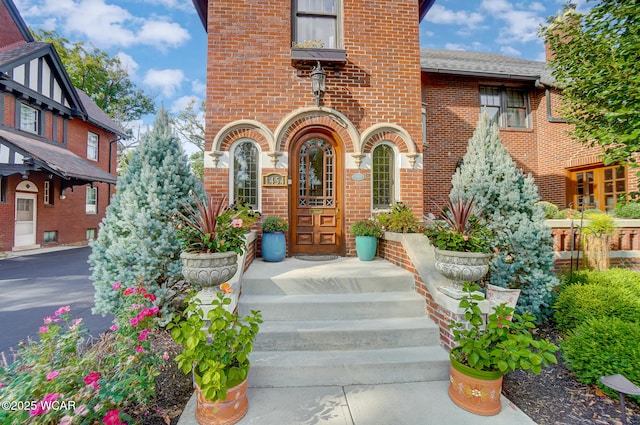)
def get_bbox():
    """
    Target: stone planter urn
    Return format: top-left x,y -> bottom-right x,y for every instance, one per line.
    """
434,249 -> 491,290
181,251 -> 238,288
